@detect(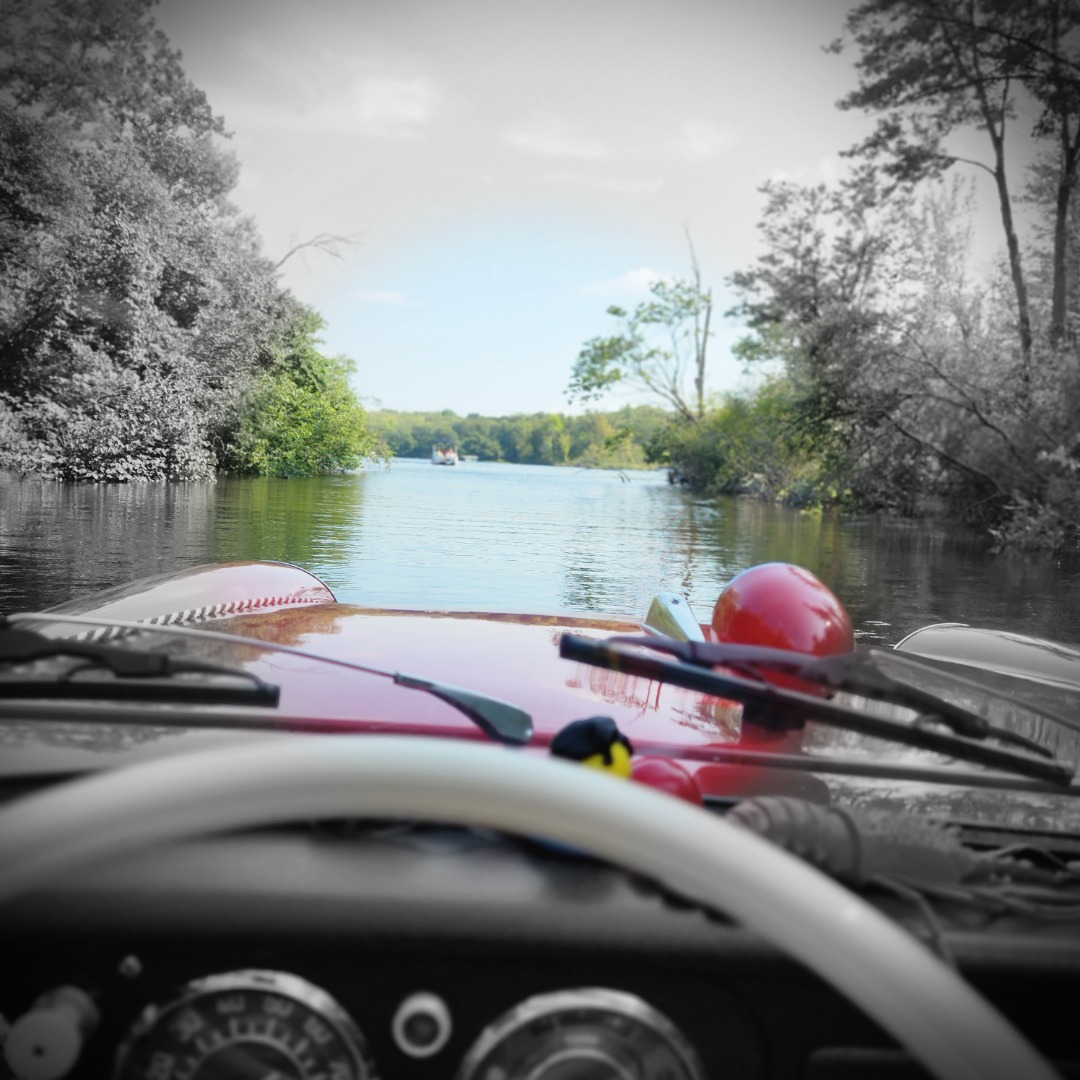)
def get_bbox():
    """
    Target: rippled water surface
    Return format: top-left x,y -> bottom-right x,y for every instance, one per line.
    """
3,460 -> 1080,646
